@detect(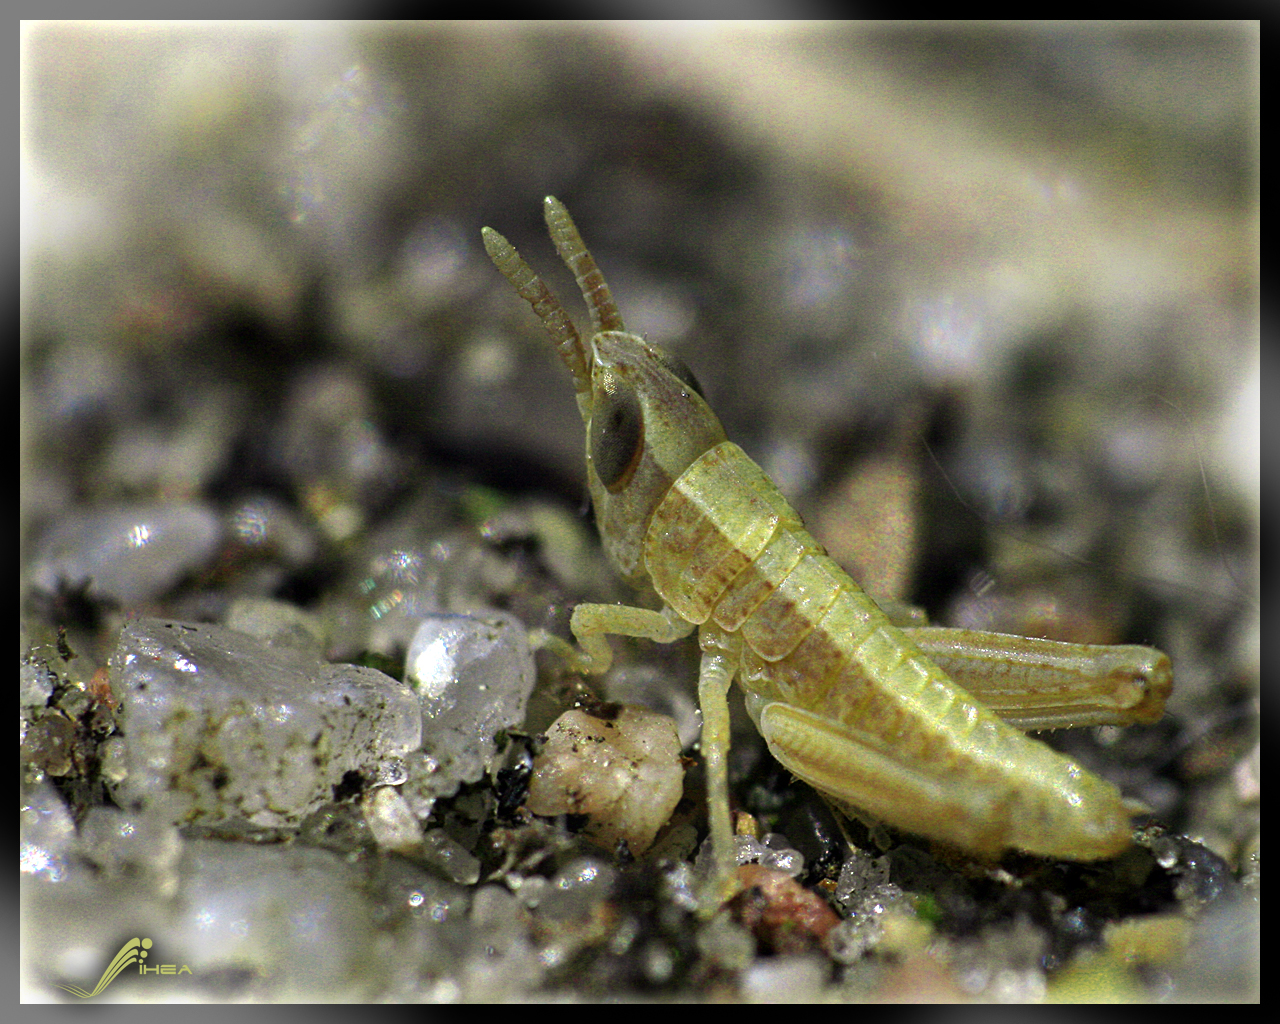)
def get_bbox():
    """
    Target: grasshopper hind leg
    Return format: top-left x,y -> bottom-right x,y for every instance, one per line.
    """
751,698 -> 1133,861
749,698 -> 1016,860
